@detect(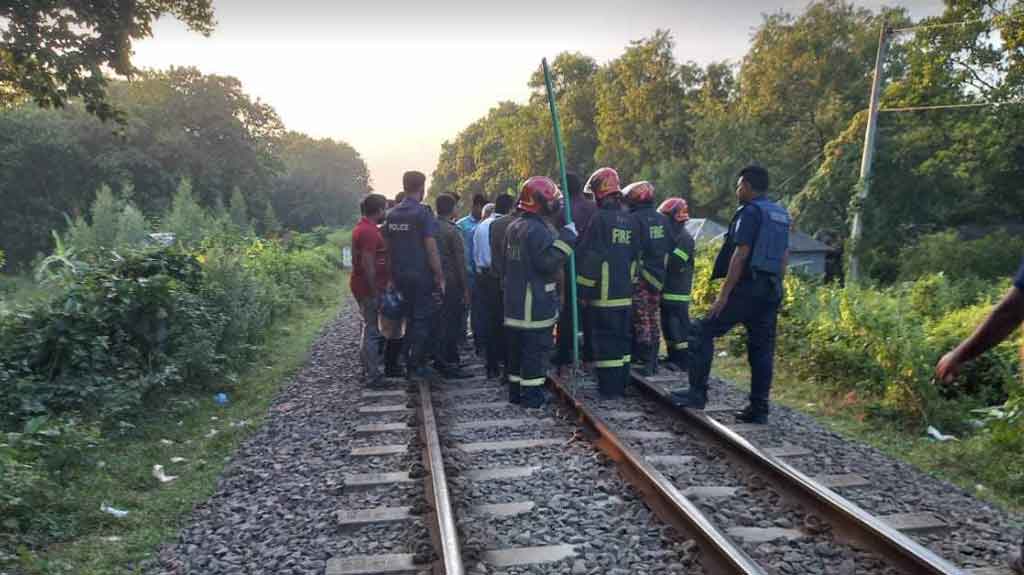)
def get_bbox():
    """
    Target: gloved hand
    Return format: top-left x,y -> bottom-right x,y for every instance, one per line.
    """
563,222 -> 578,237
